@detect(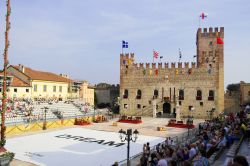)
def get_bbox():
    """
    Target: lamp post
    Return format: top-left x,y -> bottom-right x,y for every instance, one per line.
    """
206,108 -> 215,121
187,107 -> 194,137
42,107 -> 49,130
119,129 -> 139,166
